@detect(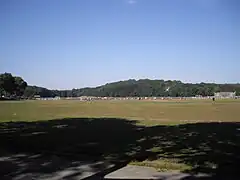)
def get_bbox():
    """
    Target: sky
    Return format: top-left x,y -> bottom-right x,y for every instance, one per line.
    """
0,0 -> 239,89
